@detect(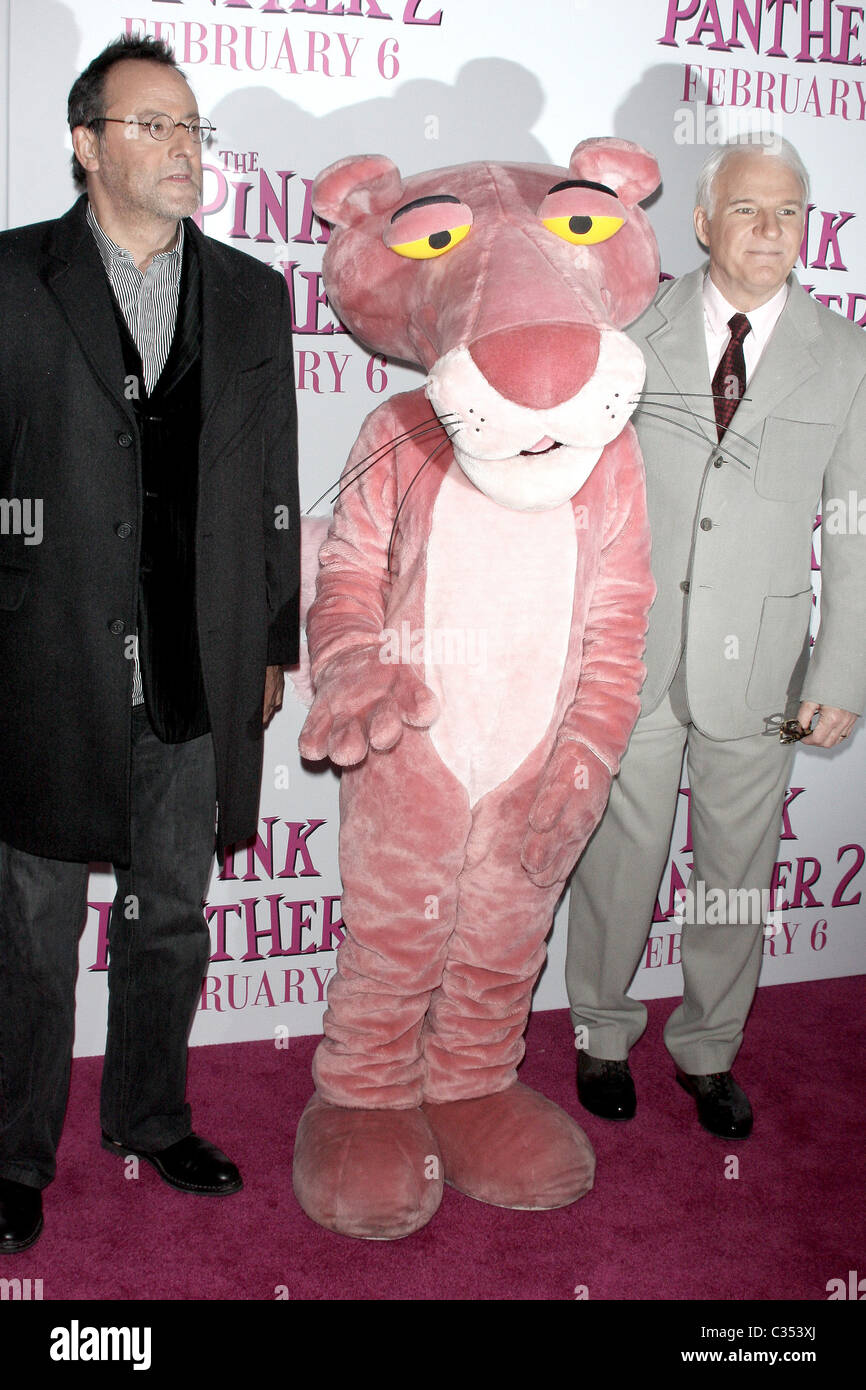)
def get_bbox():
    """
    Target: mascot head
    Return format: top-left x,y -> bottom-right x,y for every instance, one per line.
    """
313,139 -> 661,512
